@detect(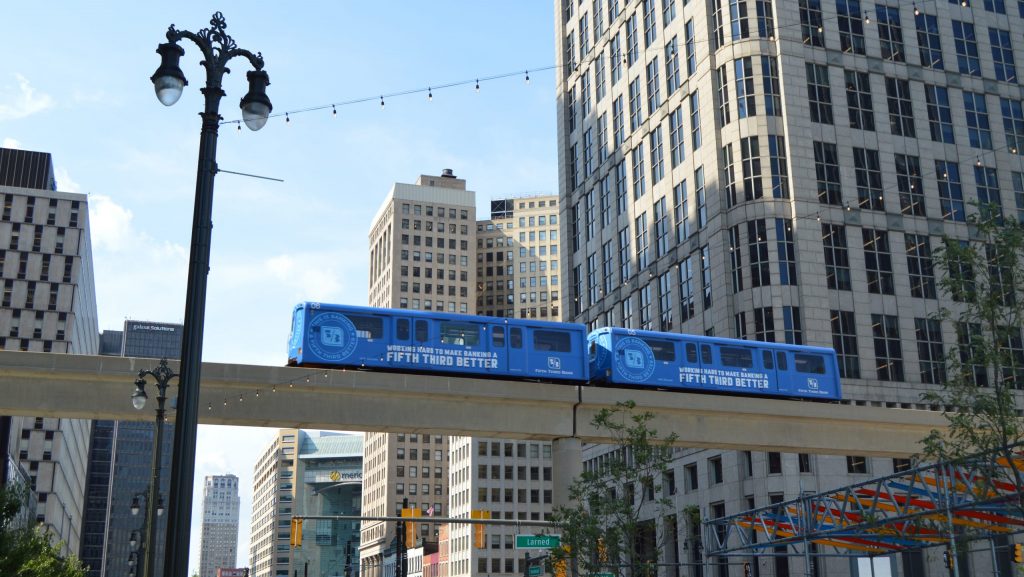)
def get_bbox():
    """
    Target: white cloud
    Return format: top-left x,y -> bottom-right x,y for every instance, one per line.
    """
1,138 -> 22,149
53,167 -> 80,193
88,195 -> 136,251
0,74 -> 54,121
